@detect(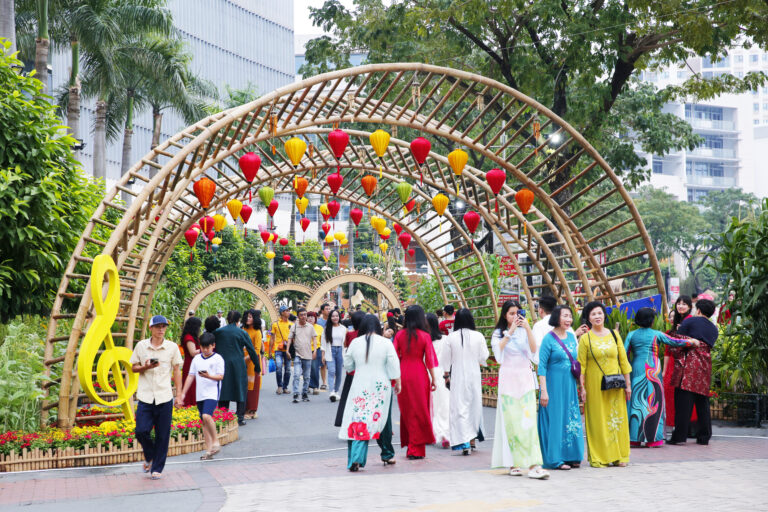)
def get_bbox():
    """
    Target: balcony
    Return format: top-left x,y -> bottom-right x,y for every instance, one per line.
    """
689,147 -> 737,158
686,175 -> 738,187
686,117 -> 736,131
